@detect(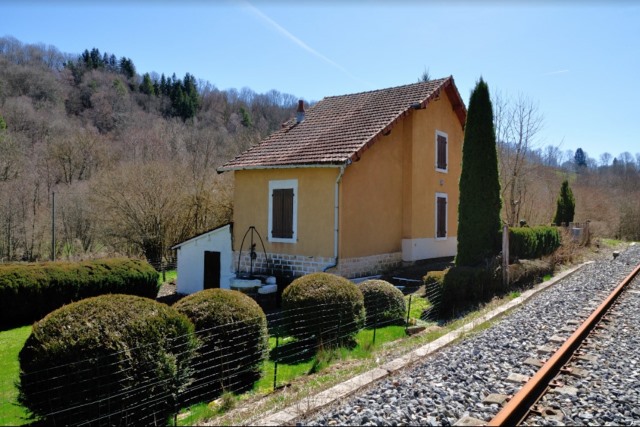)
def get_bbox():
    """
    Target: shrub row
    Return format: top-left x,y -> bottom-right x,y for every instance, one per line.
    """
424,259 -> 553,318
19,289 -> 269,425
0,258 -> 159,328
18,273 -> 406,424
505,226 -> 560,260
